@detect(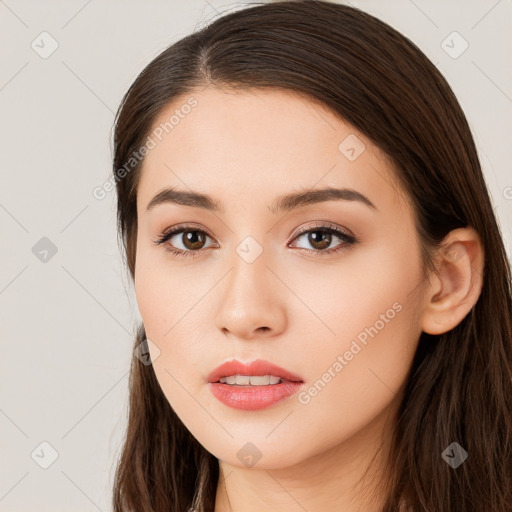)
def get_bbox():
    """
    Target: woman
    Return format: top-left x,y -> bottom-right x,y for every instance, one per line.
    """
110,1 -> 512,511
